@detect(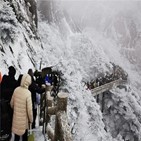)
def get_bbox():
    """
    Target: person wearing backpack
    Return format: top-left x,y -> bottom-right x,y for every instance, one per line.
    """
10,74 -> 33,141
45,73 -> 52,85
